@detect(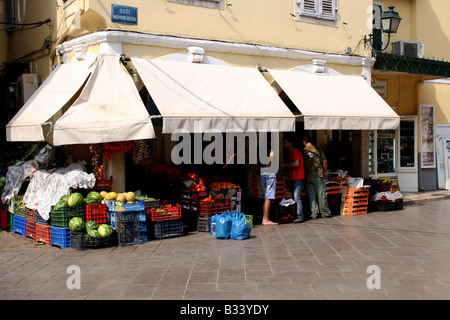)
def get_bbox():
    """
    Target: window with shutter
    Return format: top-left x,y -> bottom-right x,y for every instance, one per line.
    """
168,0 -> 224,9
296,0 -> 338,25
